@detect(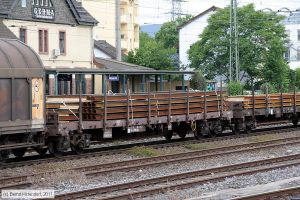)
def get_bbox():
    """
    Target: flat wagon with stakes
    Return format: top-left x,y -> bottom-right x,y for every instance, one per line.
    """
228,89 -> 300,134
46,87 -> 232,155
